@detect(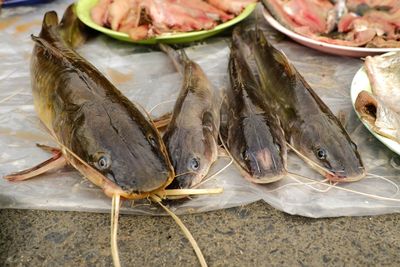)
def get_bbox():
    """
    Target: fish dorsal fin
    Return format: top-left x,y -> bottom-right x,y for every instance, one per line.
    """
254,28 -> 296,77
180,49 -> 190,64
274,49 -> 296,77
59,4 -> 93,49
159,43 -> 185,74
42,11 -> 59,29
31,35 -> 65,60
